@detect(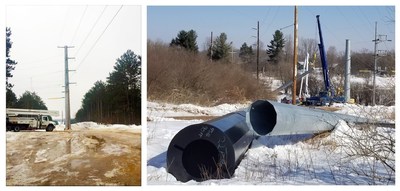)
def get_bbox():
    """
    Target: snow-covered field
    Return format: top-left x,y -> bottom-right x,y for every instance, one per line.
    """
147,101 -> 395,185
